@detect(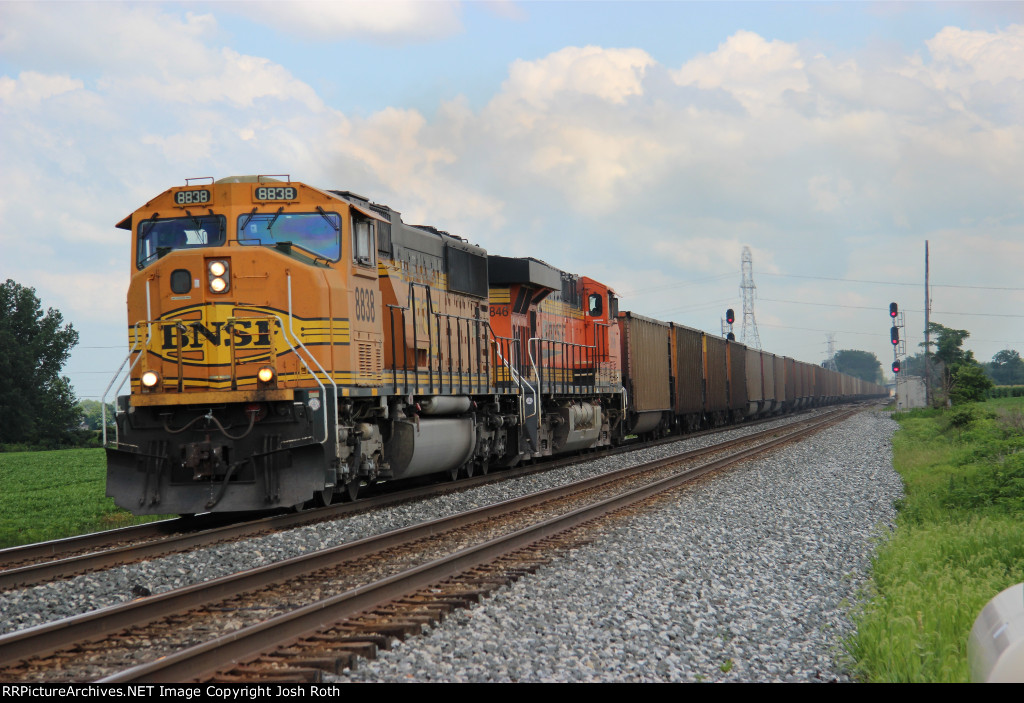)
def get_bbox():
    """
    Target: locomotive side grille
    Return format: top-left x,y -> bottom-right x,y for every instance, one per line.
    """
358,342 -> 383,377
